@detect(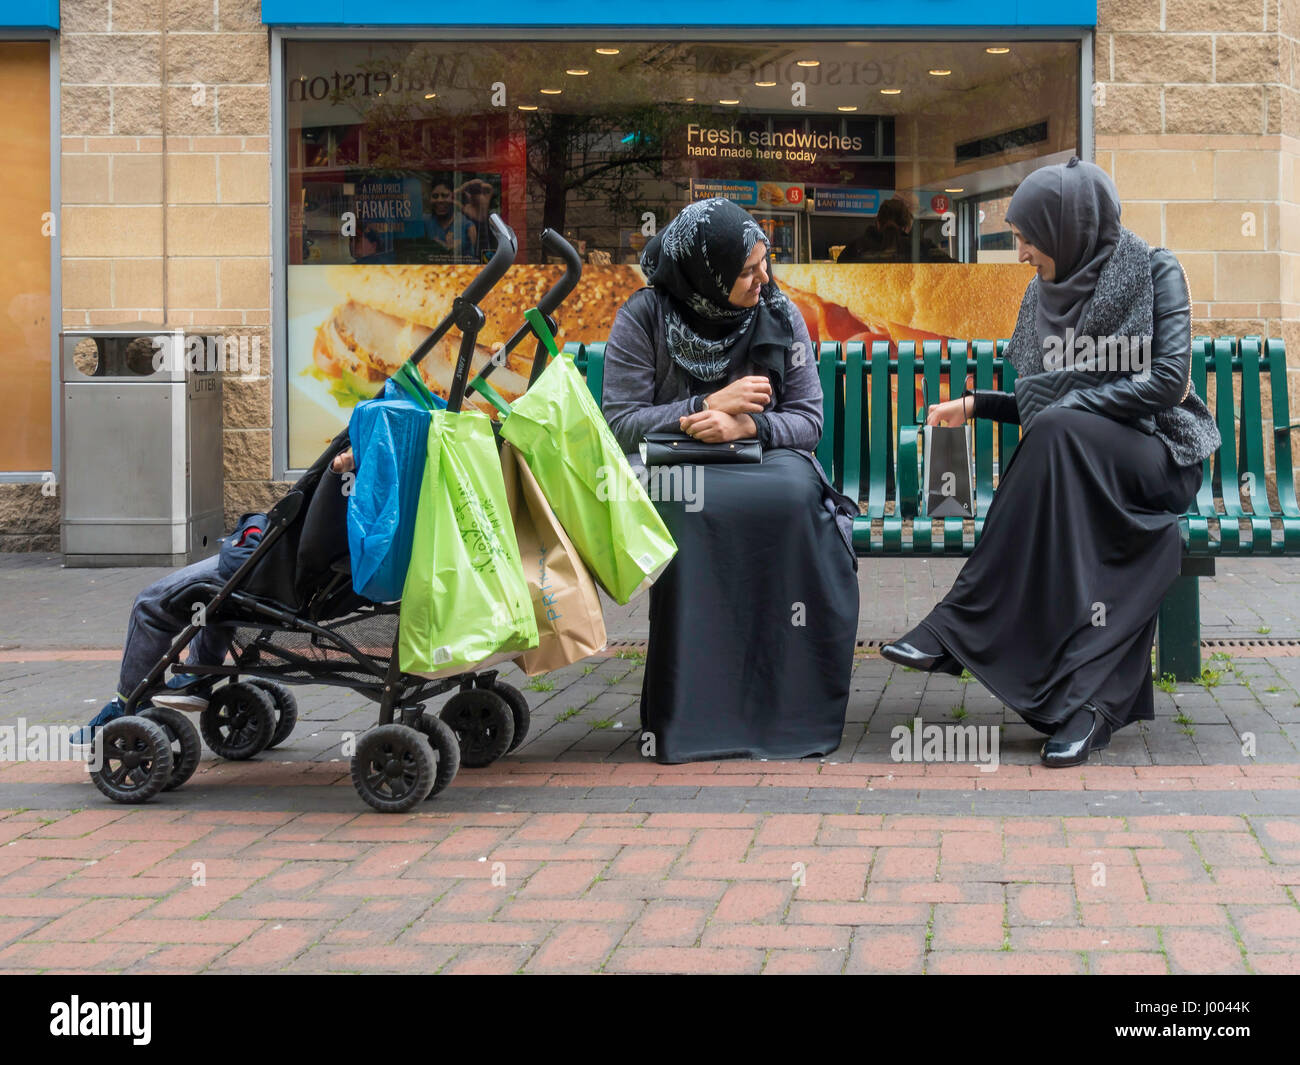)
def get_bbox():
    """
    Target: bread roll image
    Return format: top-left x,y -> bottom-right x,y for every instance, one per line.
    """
776,262 -> 1035,344
310,263 -> 649,414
